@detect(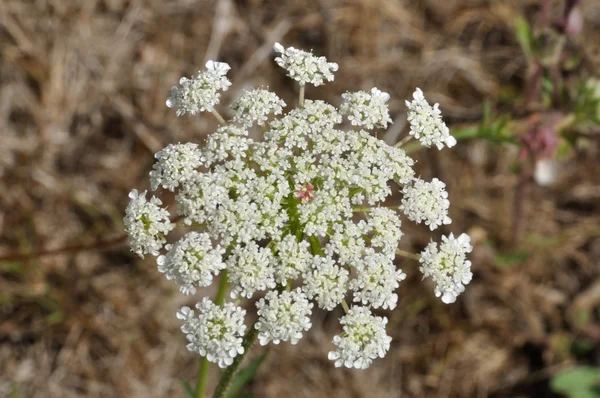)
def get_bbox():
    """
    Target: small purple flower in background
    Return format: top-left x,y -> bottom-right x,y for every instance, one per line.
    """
519,114 -> 562,186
